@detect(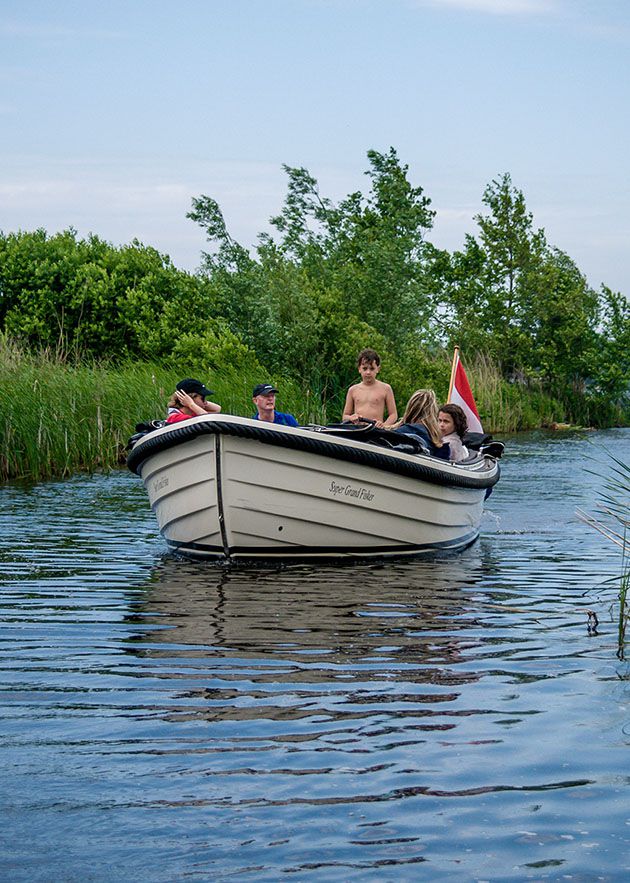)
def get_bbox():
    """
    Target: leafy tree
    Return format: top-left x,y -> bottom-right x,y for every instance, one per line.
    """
526,248 -> 599,388
0,228 -> 236,362
188,148 -> 439,410
0,228 -> 94,349
435,174 -> 615,398
594,286 -> 630,403
437,173 -> 549,371
425,238 -> 488,351
187,195 -> 253,274
264,148 -> 437,342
